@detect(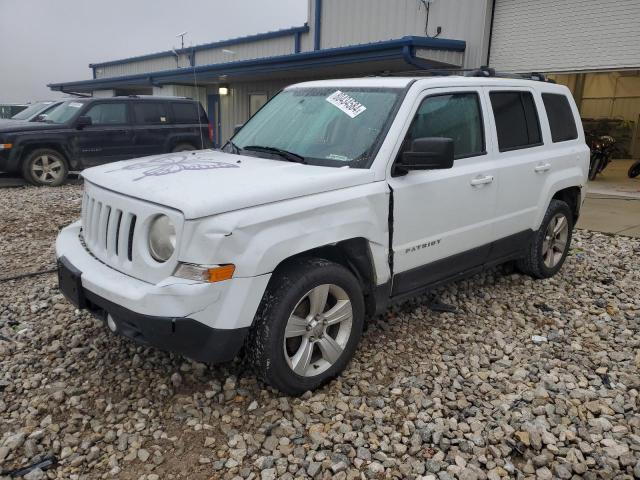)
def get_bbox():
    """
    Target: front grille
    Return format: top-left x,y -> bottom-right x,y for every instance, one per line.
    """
82,192 -> 137,263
